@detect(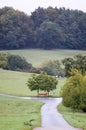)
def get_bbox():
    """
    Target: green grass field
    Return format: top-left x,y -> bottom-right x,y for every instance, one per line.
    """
0,69 -> 33,96
58,103 -> 86,130
0,69 -> 66,97
0,96 -> 43,130
0,49 -> 86,130
1,49 -> 86,67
